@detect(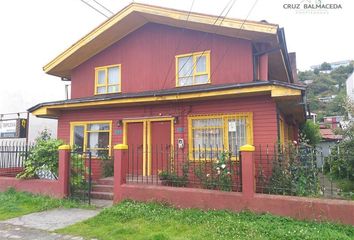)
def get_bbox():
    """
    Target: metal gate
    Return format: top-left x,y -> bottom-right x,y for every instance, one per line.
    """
69,151 -> 92,204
